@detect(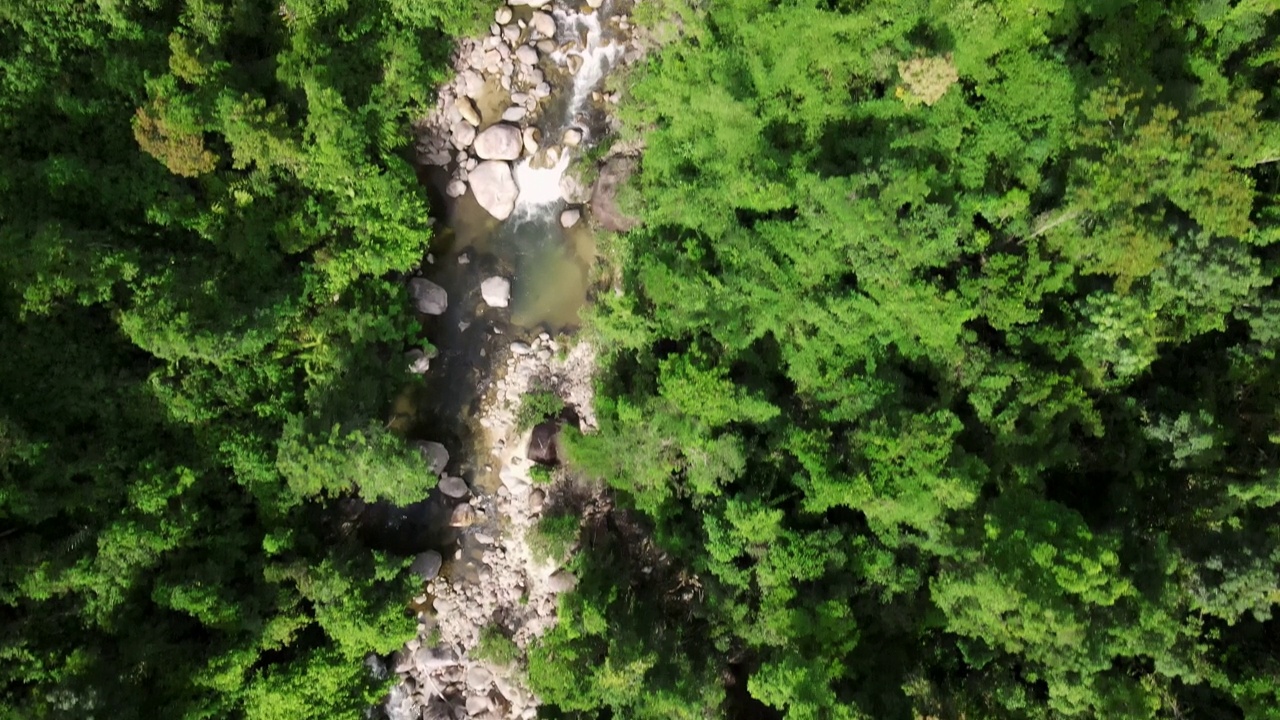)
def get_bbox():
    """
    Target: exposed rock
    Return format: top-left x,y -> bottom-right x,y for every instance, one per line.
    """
449,503 -> 477,527
508,0 -> 552,7
514,44 -> 538,67
559,173 -> 590,204
409,278 -> 448,315
535,38 -> 557,55
466,695 -> 492,715
510,341 -> 531,355
438,476 -> 470,498
413,440 -> 450,475
533,82 -> 551,98
451,120 -> 476,149
527,421 -> 560,465
467,665 -> 493,687
455,96 -> 481,126
481,276 -> 512,308
494,5 -> 512,23
409,551 -> 443,581
461,69 -> 485,98
528,489 -> 546,513
530,11 -> 556,39
469,160 -> 518,220
547,570 -> 578,593
522,127 -> 541,156
405,348 -> 432,374
561,127 -> 583,147
413,645 -> 459,672
566,54 -> 584,75
501,105 -> 527,122
591,156 -> 642,232
473,124 -> 524,161
587,0 -> 603,7
446,179 -> 467,198
559,208 -> 580,228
